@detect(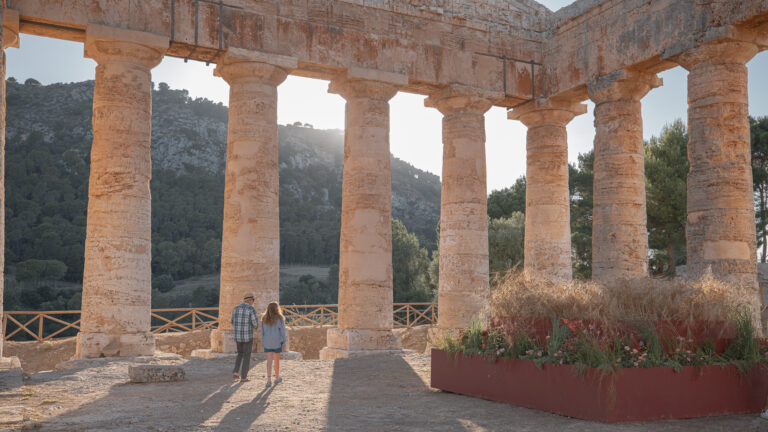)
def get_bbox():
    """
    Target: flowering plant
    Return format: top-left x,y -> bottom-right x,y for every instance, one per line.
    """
436,309 -> 768,375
